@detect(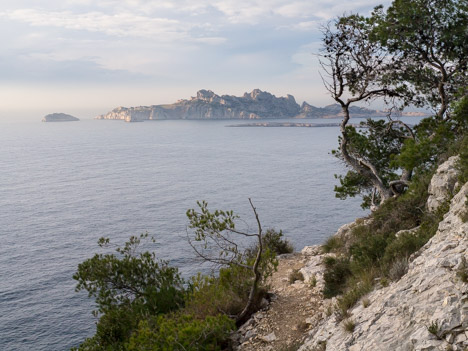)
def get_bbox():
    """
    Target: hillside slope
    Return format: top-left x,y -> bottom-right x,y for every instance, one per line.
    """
300,179 -> 468,351
234,157 -> 467,351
